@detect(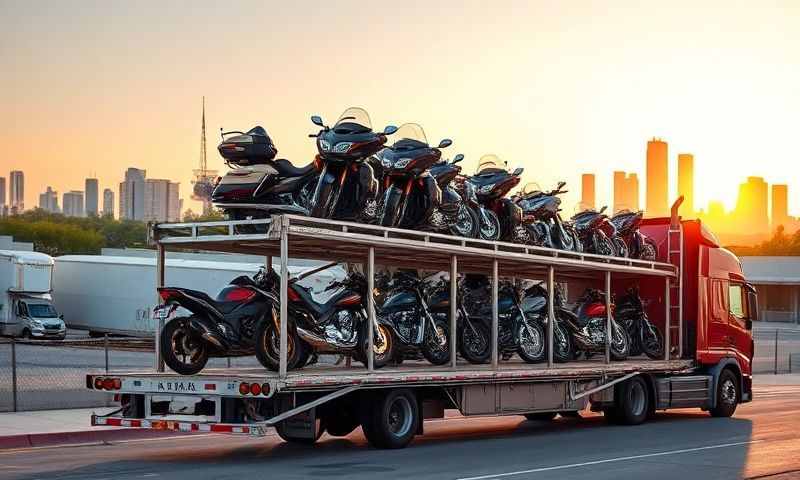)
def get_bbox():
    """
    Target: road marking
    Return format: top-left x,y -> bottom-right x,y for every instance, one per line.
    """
456,440 -> 762,480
